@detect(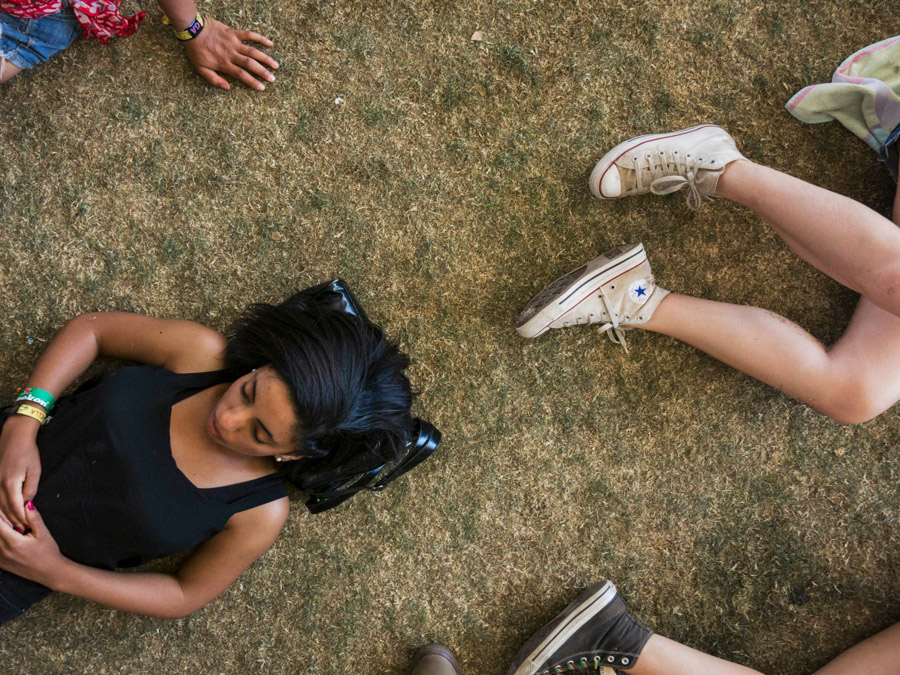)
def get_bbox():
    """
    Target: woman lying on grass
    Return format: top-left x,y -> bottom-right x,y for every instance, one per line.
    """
517,124 -> 900,424
0,0 -> 278,89
0,283 -> 413,623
